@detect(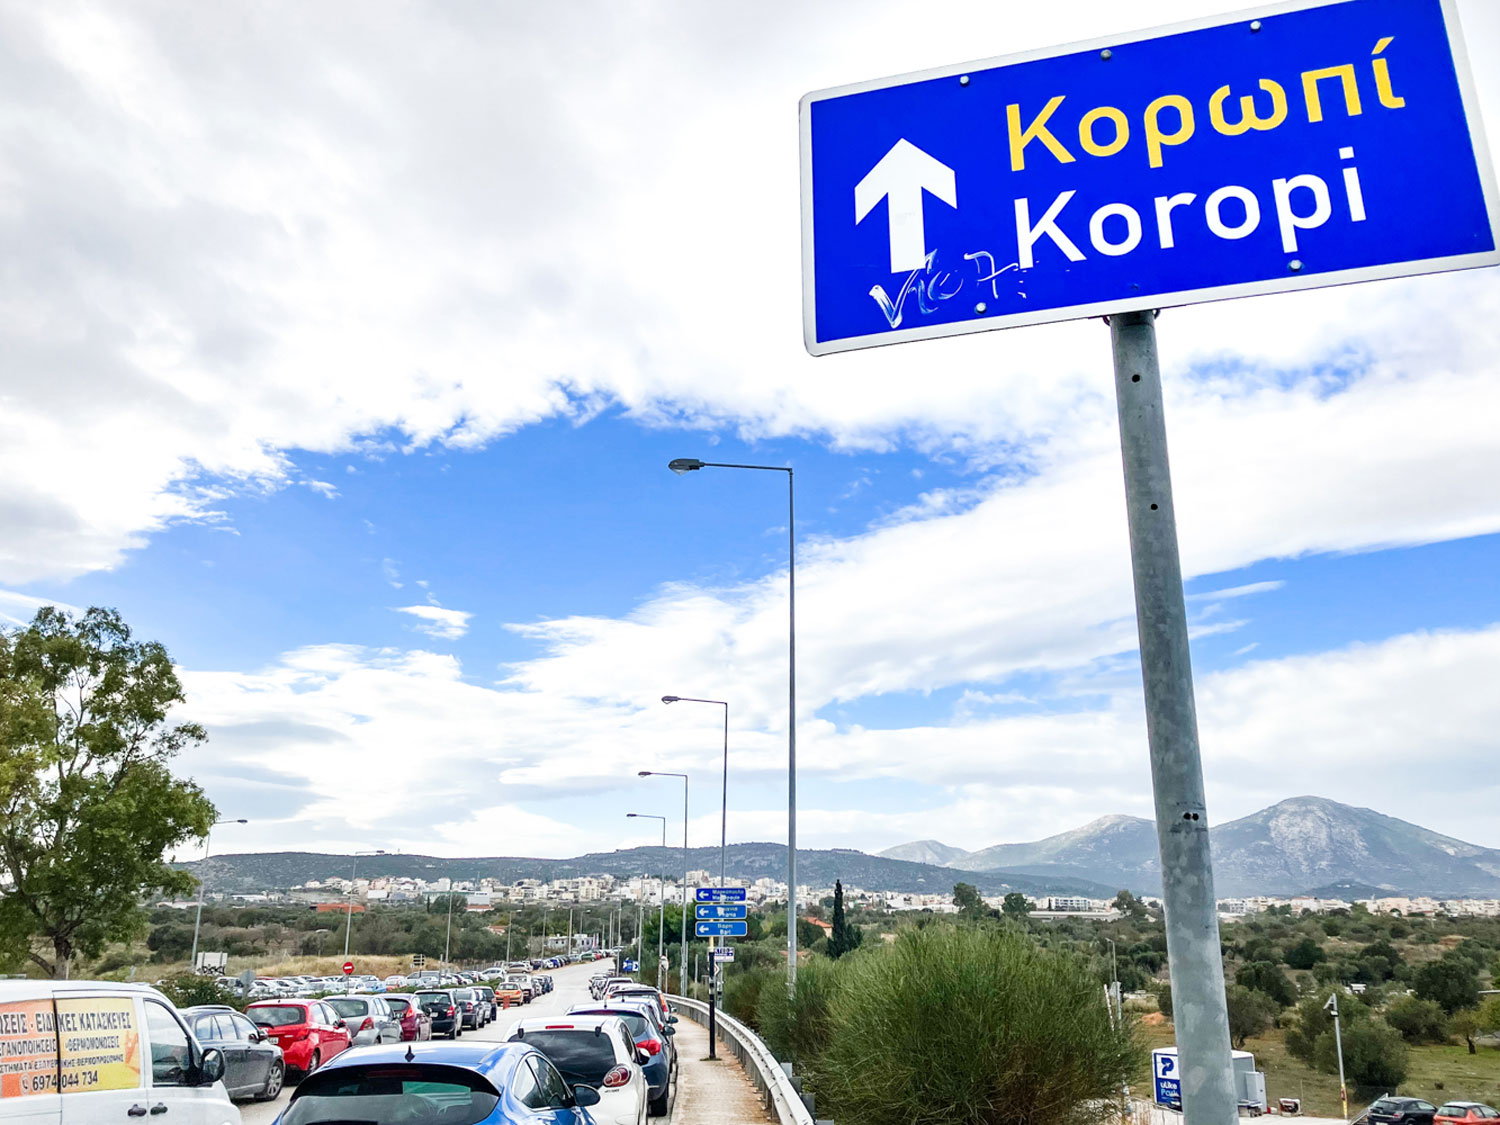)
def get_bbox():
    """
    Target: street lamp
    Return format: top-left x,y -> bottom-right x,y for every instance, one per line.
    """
190,818 -> 248,969
668,456 -> 798,995
640,769 -> 690,997
628,813 -> 669,990
346,850 -> 385,958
